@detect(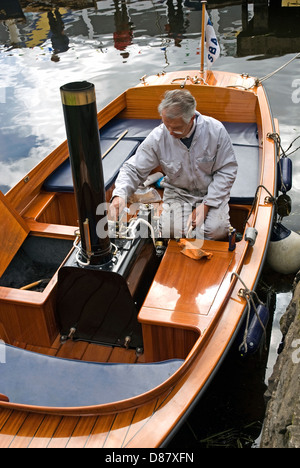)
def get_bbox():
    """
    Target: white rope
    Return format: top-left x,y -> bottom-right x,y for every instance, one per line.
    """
259,52 -> 300,83
226,52 -> 300,90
